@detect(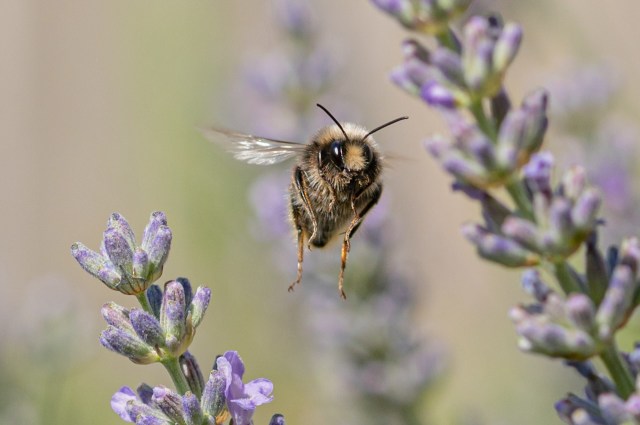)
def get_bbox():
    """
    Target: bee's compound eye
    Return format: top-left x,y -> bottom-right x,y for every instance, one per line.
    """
330,140 -> 345,169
